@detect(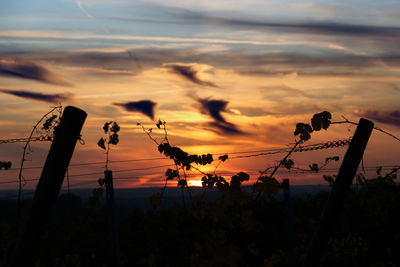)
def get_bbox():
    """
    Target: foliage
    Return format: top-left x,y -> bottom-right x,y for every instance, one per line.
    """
253,176 -> 280,198
2,109 -> 400,266
294,111 -> 332,142
139,111 -> 333,206
93,121 -> 121,204
254,111 -> 332,199
311,111 -> 332,131
294,122 -> 313,141
97,121 -> 120,171
42,114 -> 59,133
309,156 -> 340,173
16,105 -> 63,224
1,169 -> 399,266
158,142 -> 213,171
0,161 -> 12,170
323,175 -> 336,186
323,165 -> 399,187
97,121 -> 120,151
139,120 -> 233,209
